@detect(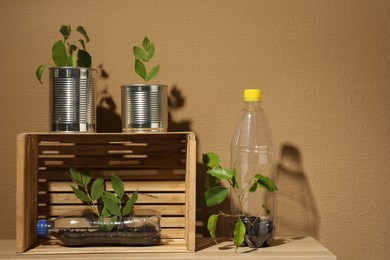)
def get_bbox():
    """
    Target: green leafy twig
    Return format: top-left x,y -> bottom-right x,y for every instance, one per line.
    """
202,152 -> 278,252
36,25 -> 92,84
133,37 -> 160,83
69,166 -> 138,231
69,166 -> 102,217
